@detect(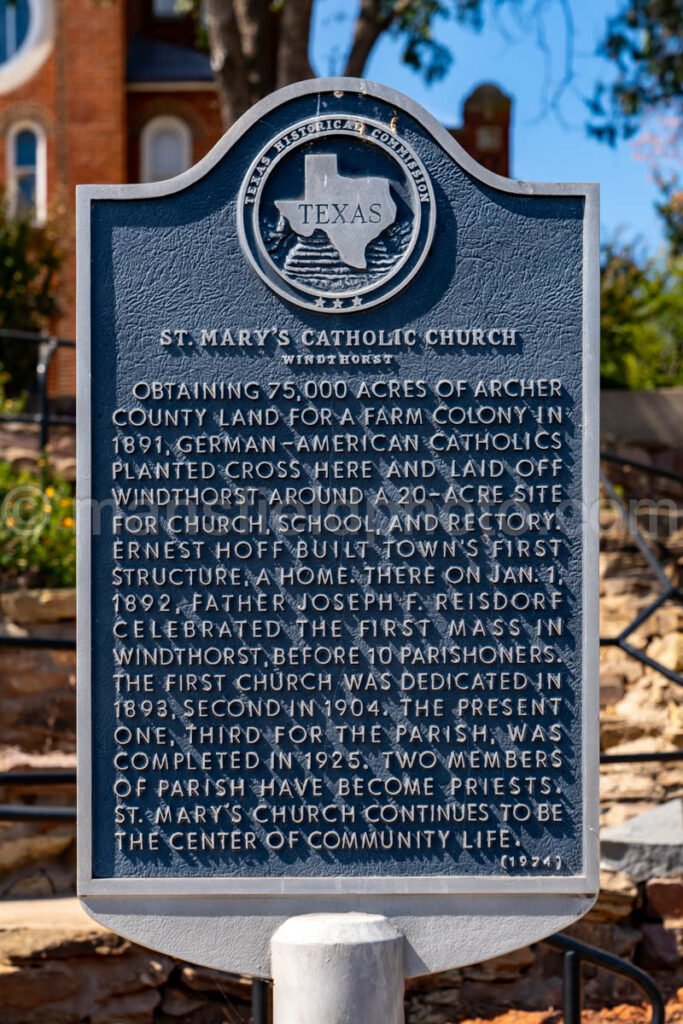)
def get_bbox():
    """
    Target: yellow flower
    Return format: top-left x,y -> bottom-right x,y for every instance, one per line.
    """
60,499 -> 70,508
63,516 -> 74,528
45,486 -> 55,497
